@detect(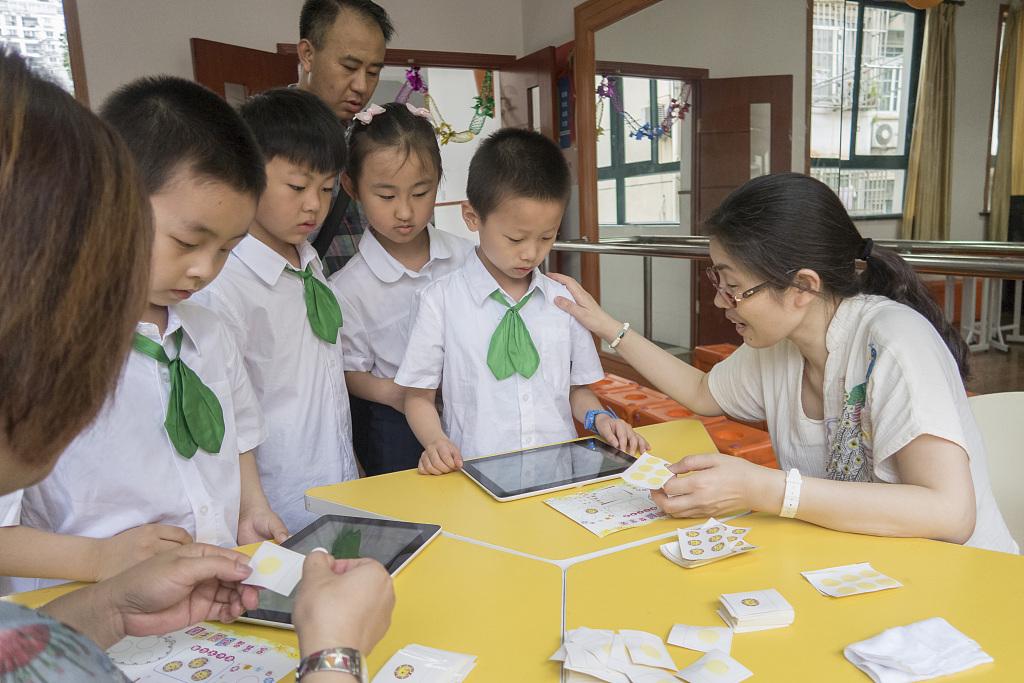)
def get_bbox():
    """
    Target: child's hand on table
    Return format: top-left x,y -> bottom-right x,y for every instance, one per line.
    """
594,414 -> 650,455
418,437 -> 463,475
237,505 -> 289,545
95,523 -> 193,582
